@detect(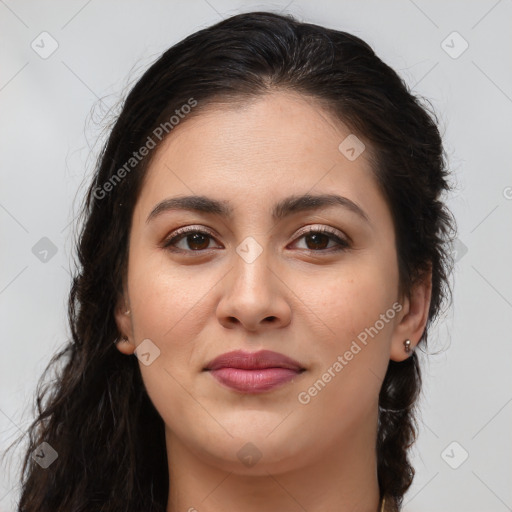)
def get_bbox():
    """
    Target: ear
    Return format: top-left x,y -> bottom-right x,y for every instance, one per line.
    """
390,268 -> 432,362
114,293 -> 136,355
